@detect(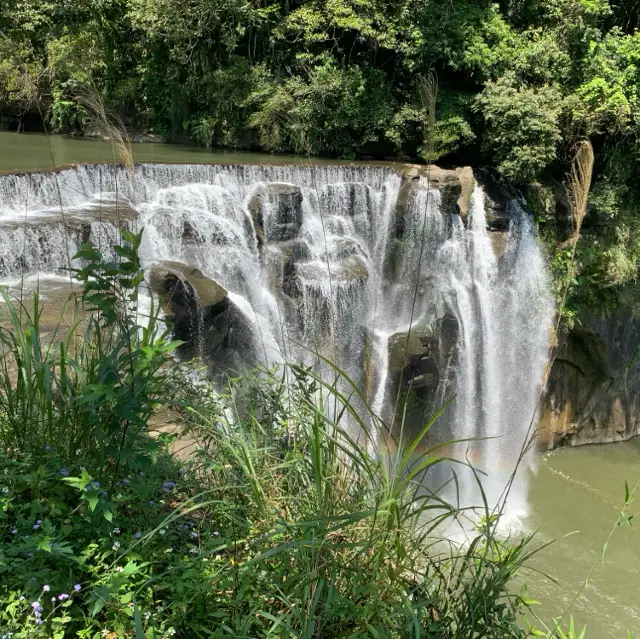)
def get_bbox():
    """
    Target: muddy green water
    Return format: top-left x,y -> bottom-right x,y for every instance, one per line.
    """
0,131 -> 392,173
1,131 -> 639,637
524,441 -> 640,637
